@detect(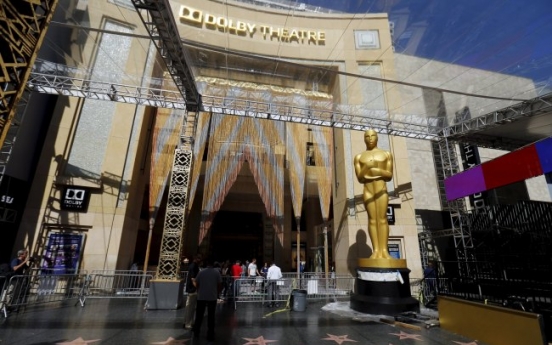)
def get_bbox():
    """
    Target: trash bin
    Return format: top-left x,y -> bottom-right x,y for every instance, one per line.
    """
291,289 -> 307,312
